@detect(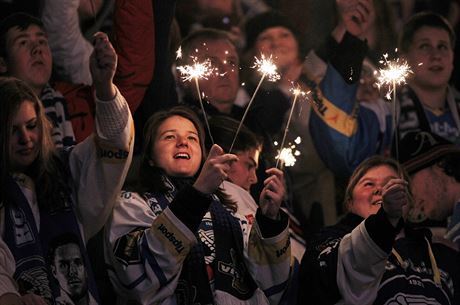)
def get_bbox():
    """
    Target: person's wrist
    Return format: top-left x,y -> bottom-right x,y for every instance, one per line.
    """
260,204 -> 280,220
95,82 -> 116,101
